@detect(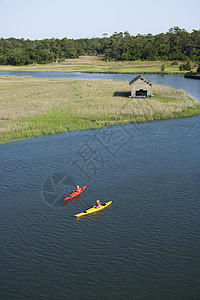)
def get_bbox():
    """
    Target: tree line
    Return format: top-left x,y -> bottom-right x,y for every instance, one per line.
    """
0,27 -> 200,66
